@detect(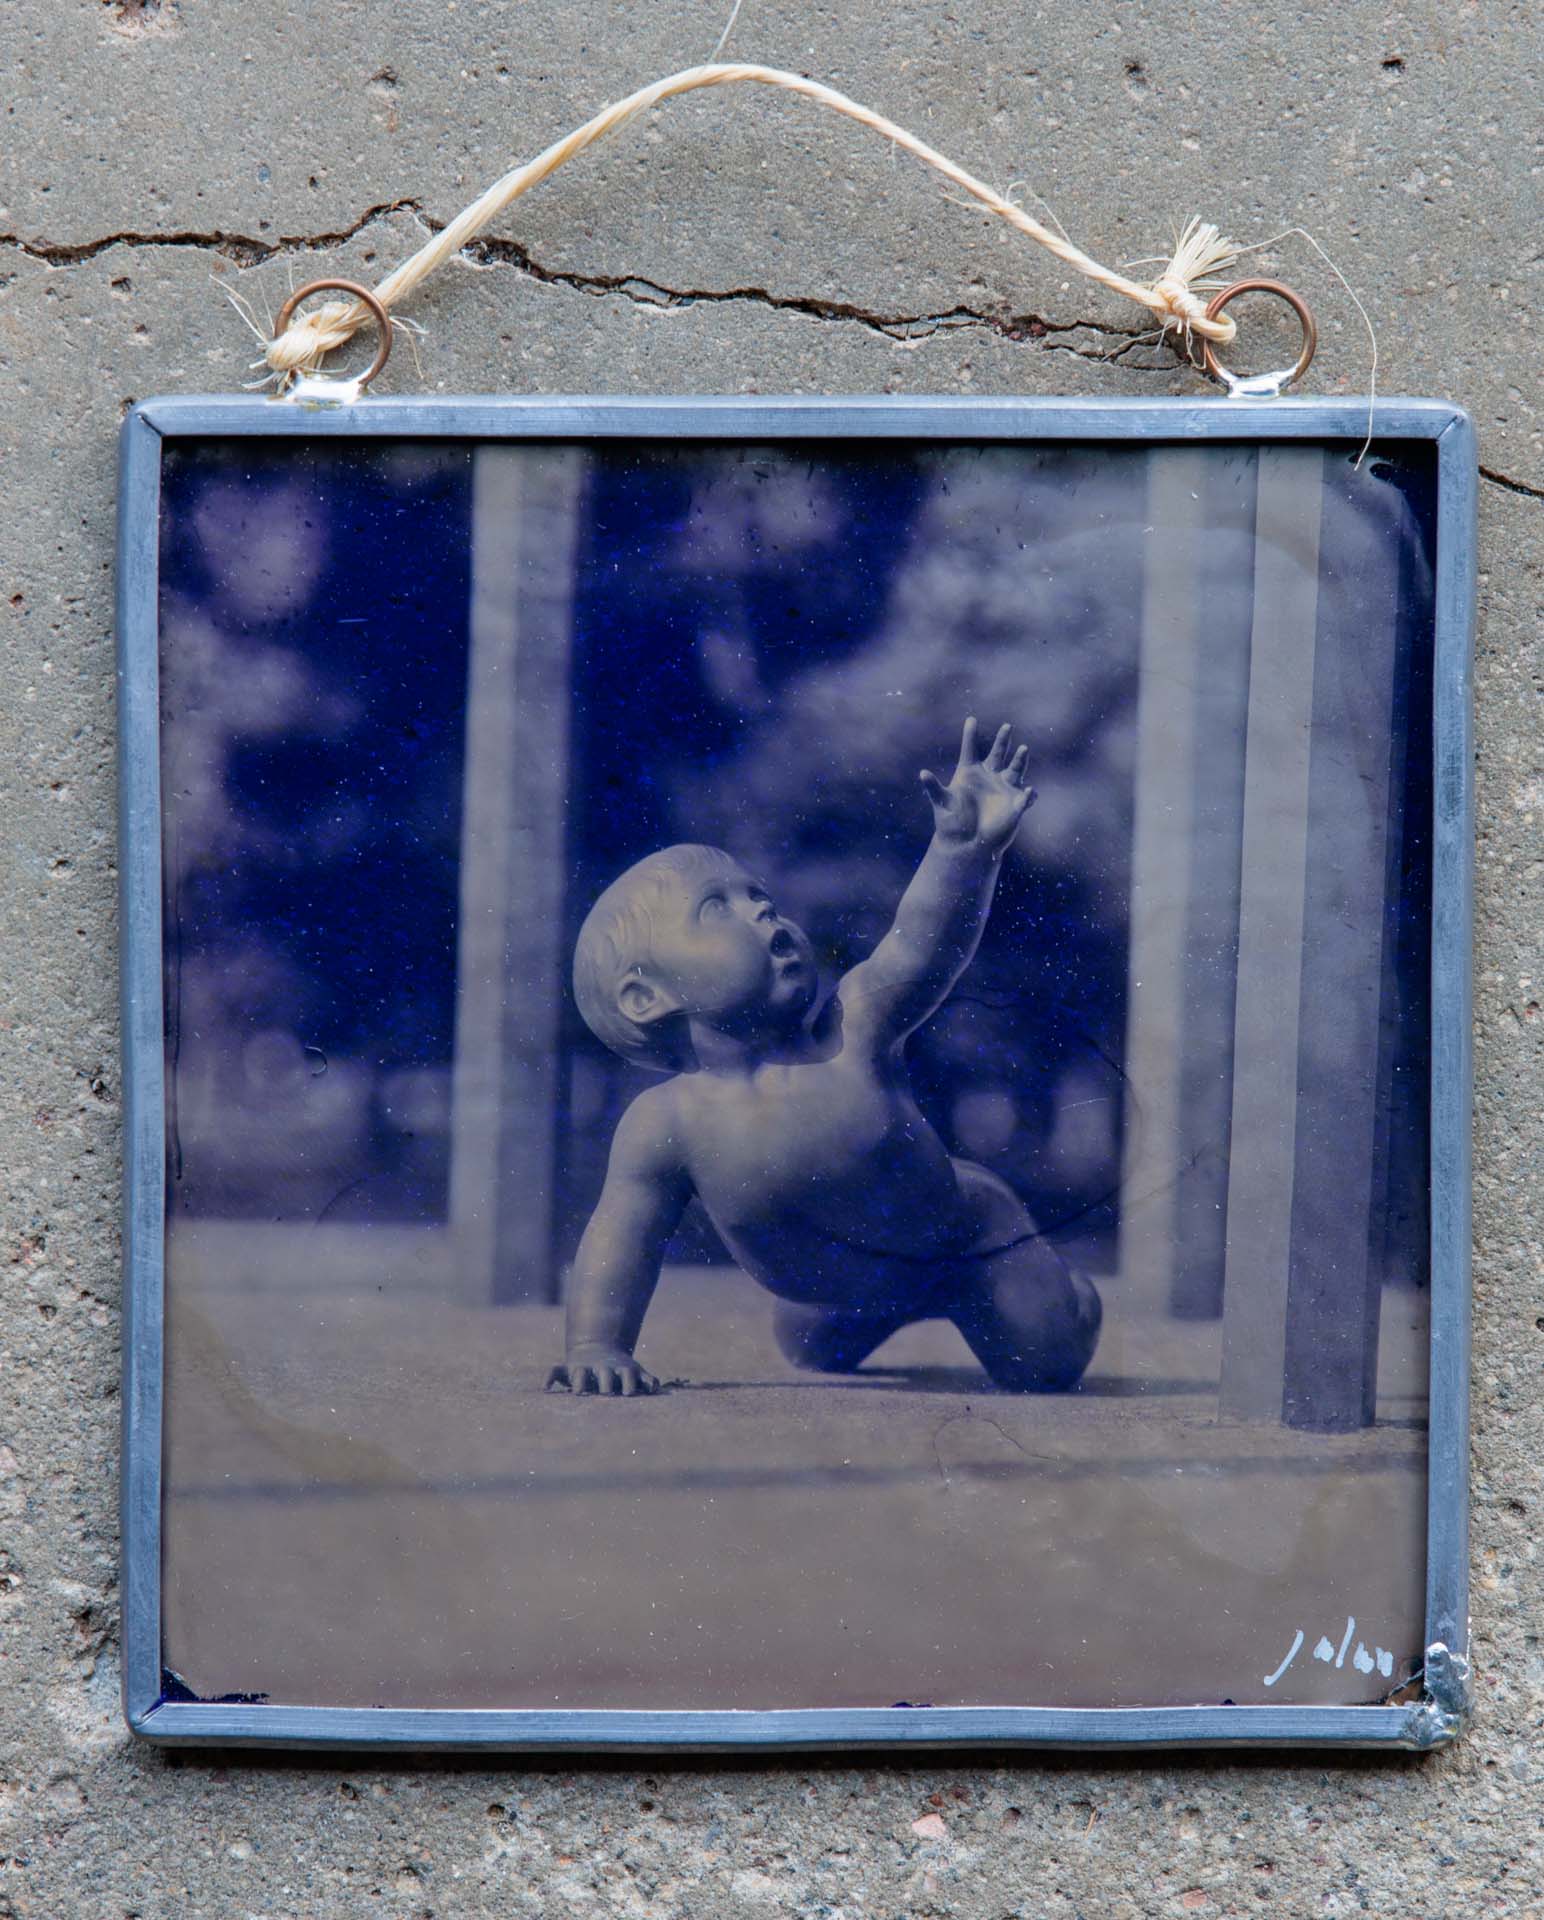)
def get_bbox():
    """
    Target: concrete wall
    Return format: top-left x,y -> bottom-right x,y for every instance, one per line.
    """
1,2 -> 1538,1913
